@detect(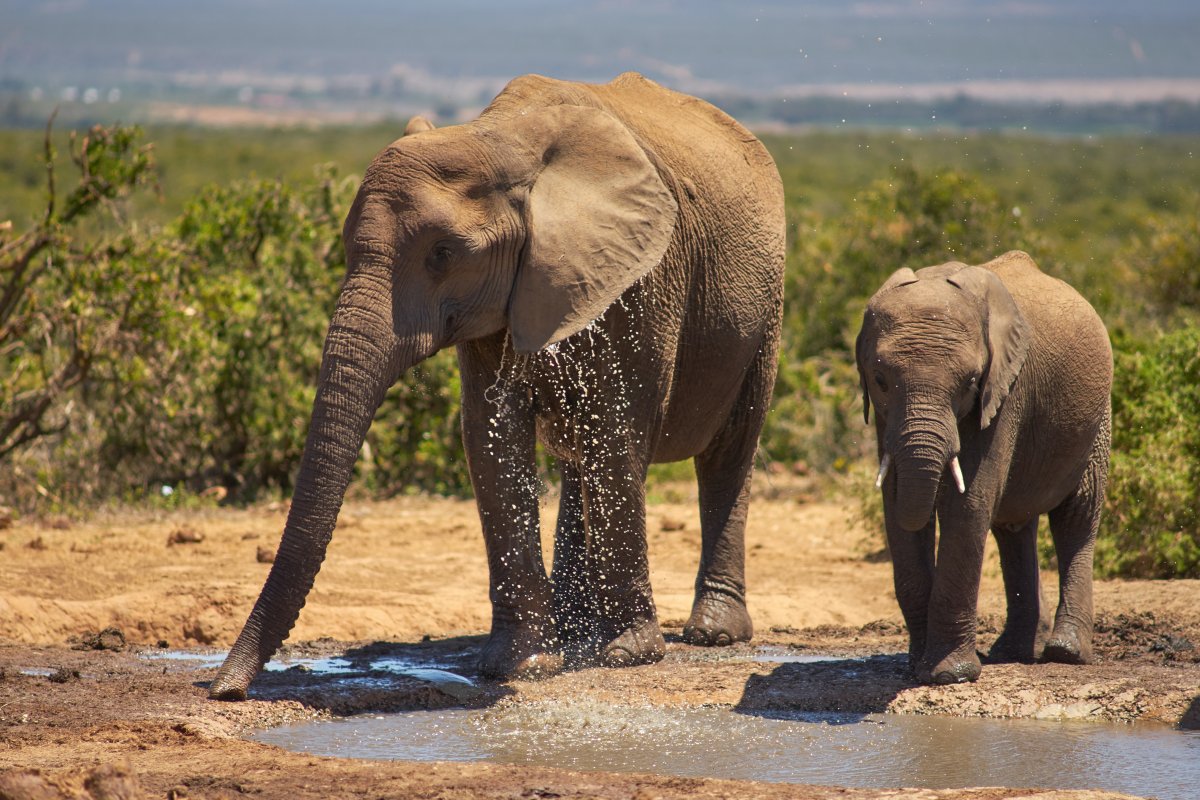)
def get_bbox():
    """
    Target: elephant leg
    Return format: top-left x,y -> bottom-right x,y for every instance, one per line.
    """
459,347 -> 560,680
681,415 -> 763,647
988,518 -> 1050,663
883,503 -> 936,671
576,445 -> 664,668
922,514 -> 989,684
551,461 -> 599,662
1043,424 -> 1108,665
